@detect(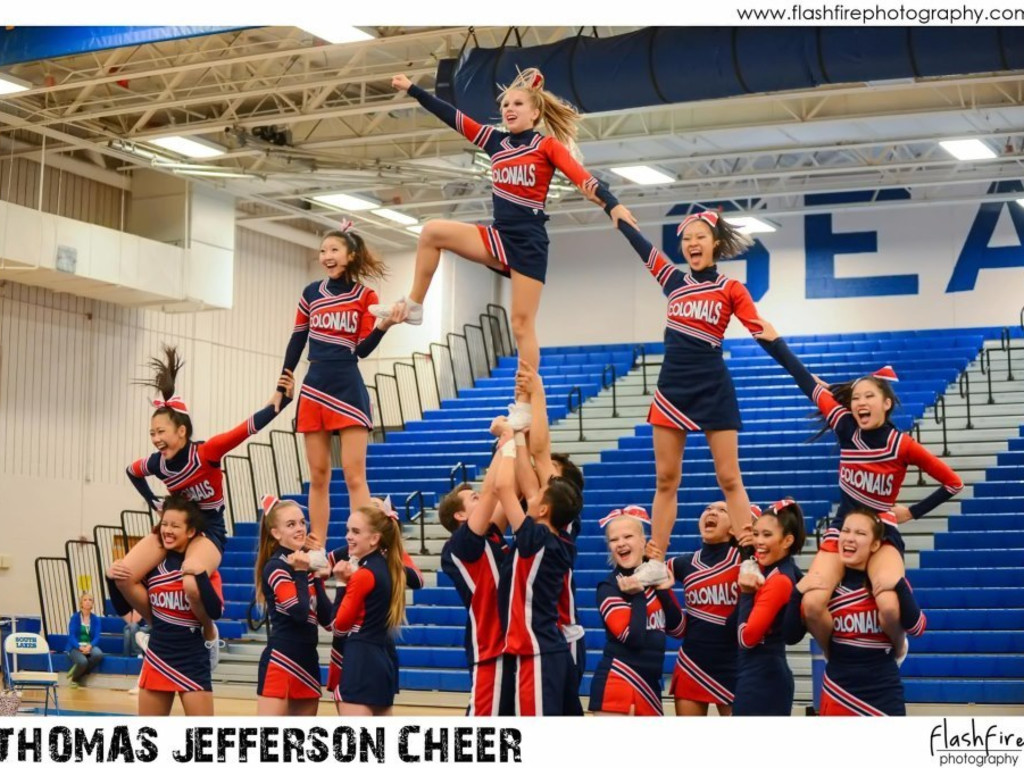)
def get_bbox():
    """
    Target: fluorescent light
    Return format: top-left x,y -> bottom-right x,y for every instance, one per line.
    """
939,139 -> 996,161
146,136 -> 225,159
0,72 -> 31,95
725,216 -> 777,234
406,225 -> 425,234
312,192 -> 379,212
371,208 -> 418,226
301,26 -> 374,44
609,165 -> 674,185
1017,199 -> 1024,209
